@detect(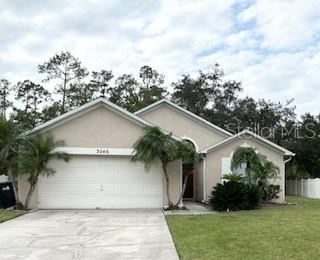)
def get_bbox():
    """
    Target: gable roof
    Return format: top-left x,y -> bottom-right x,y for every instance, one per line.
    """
134,99 -> 233,137
26,98 -> 182,141
201,129 -> 295,156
